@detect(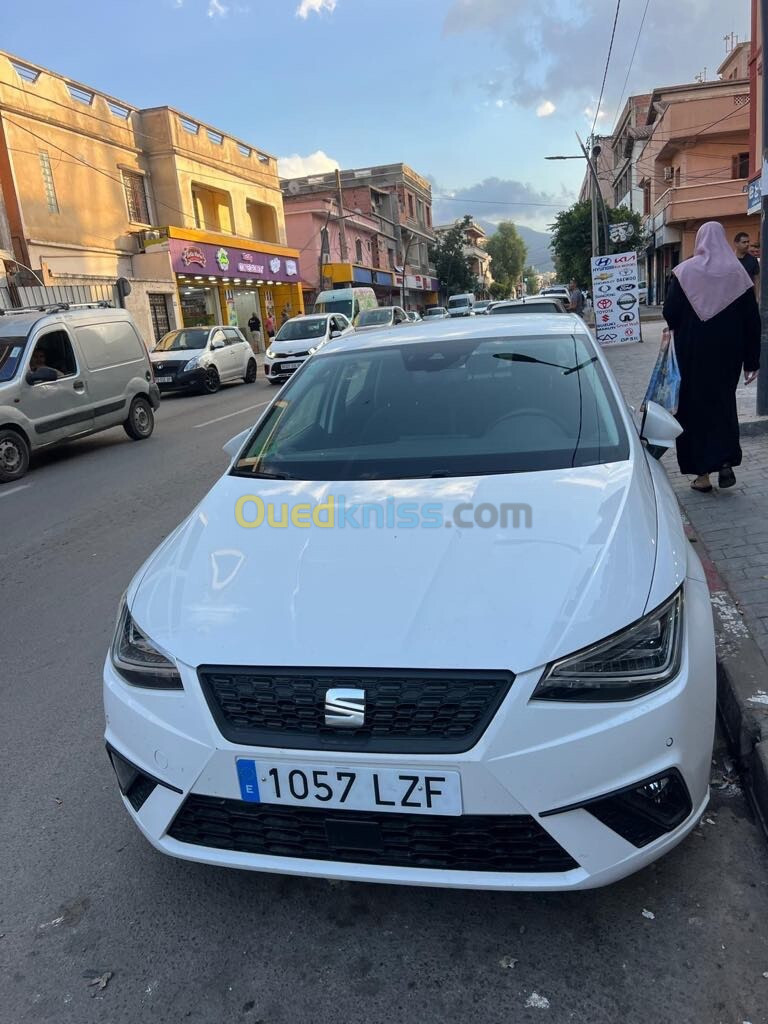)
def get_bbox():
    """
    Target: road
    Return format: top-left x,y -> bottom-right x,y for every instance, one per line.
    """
2,372 -> 768,1024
